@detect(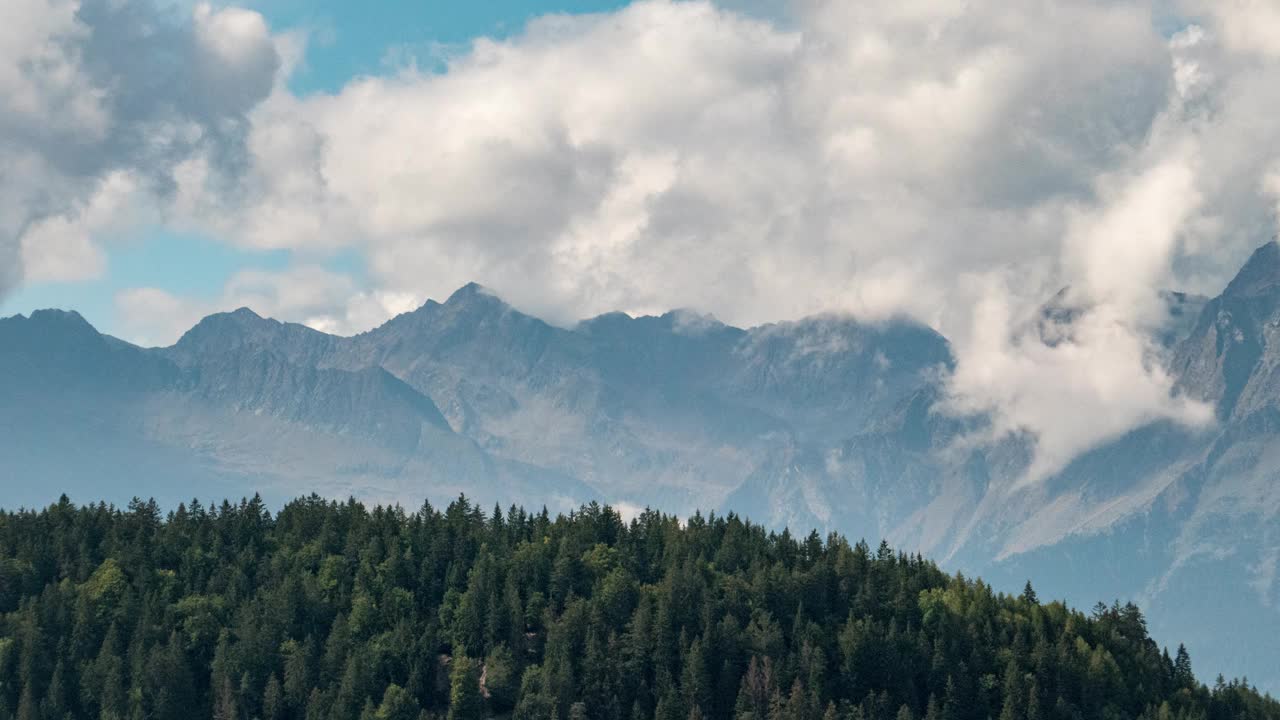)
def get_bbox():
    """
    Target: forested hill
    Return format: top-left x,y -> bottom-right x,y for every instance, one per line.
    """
0,497 -> 1275,720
